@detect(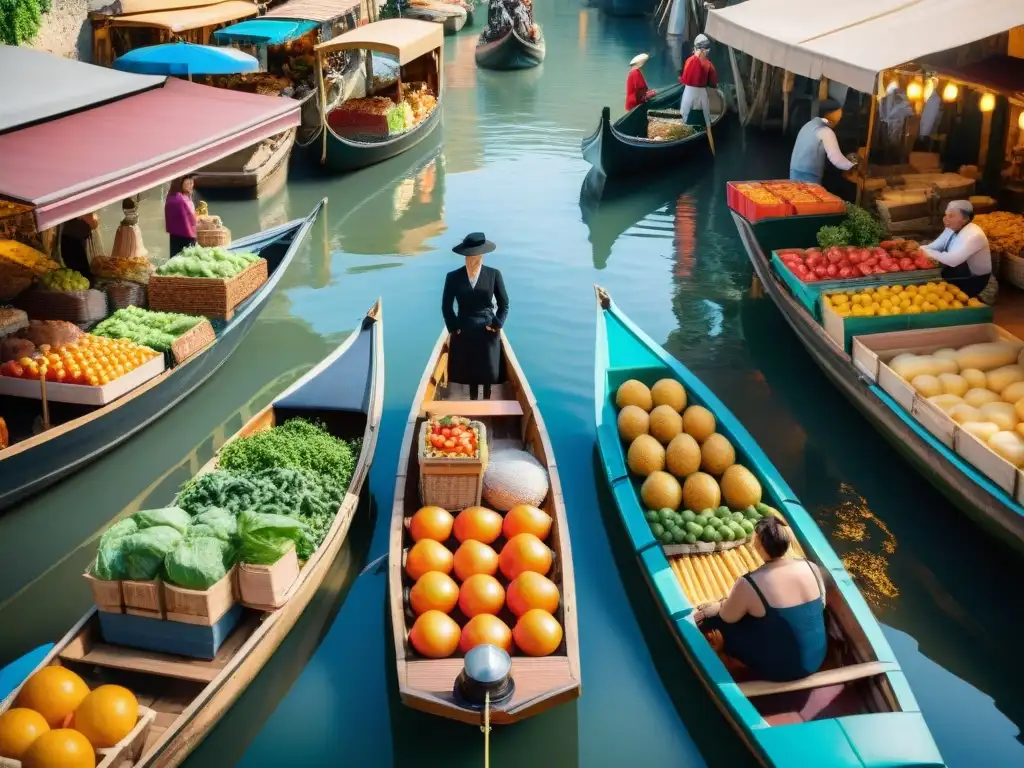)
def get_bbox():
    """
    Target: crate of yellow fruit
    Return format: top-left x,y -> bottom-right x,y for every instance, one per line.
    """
820,280 -> 992,353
